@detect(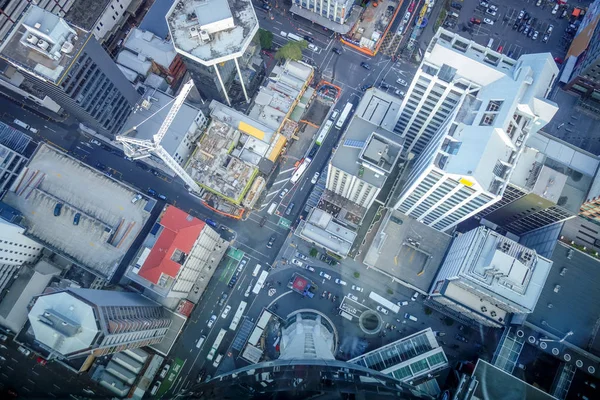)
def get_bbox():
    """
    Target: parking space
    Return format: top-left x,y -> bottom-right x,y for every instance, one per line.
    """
451,0 -> 578,61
